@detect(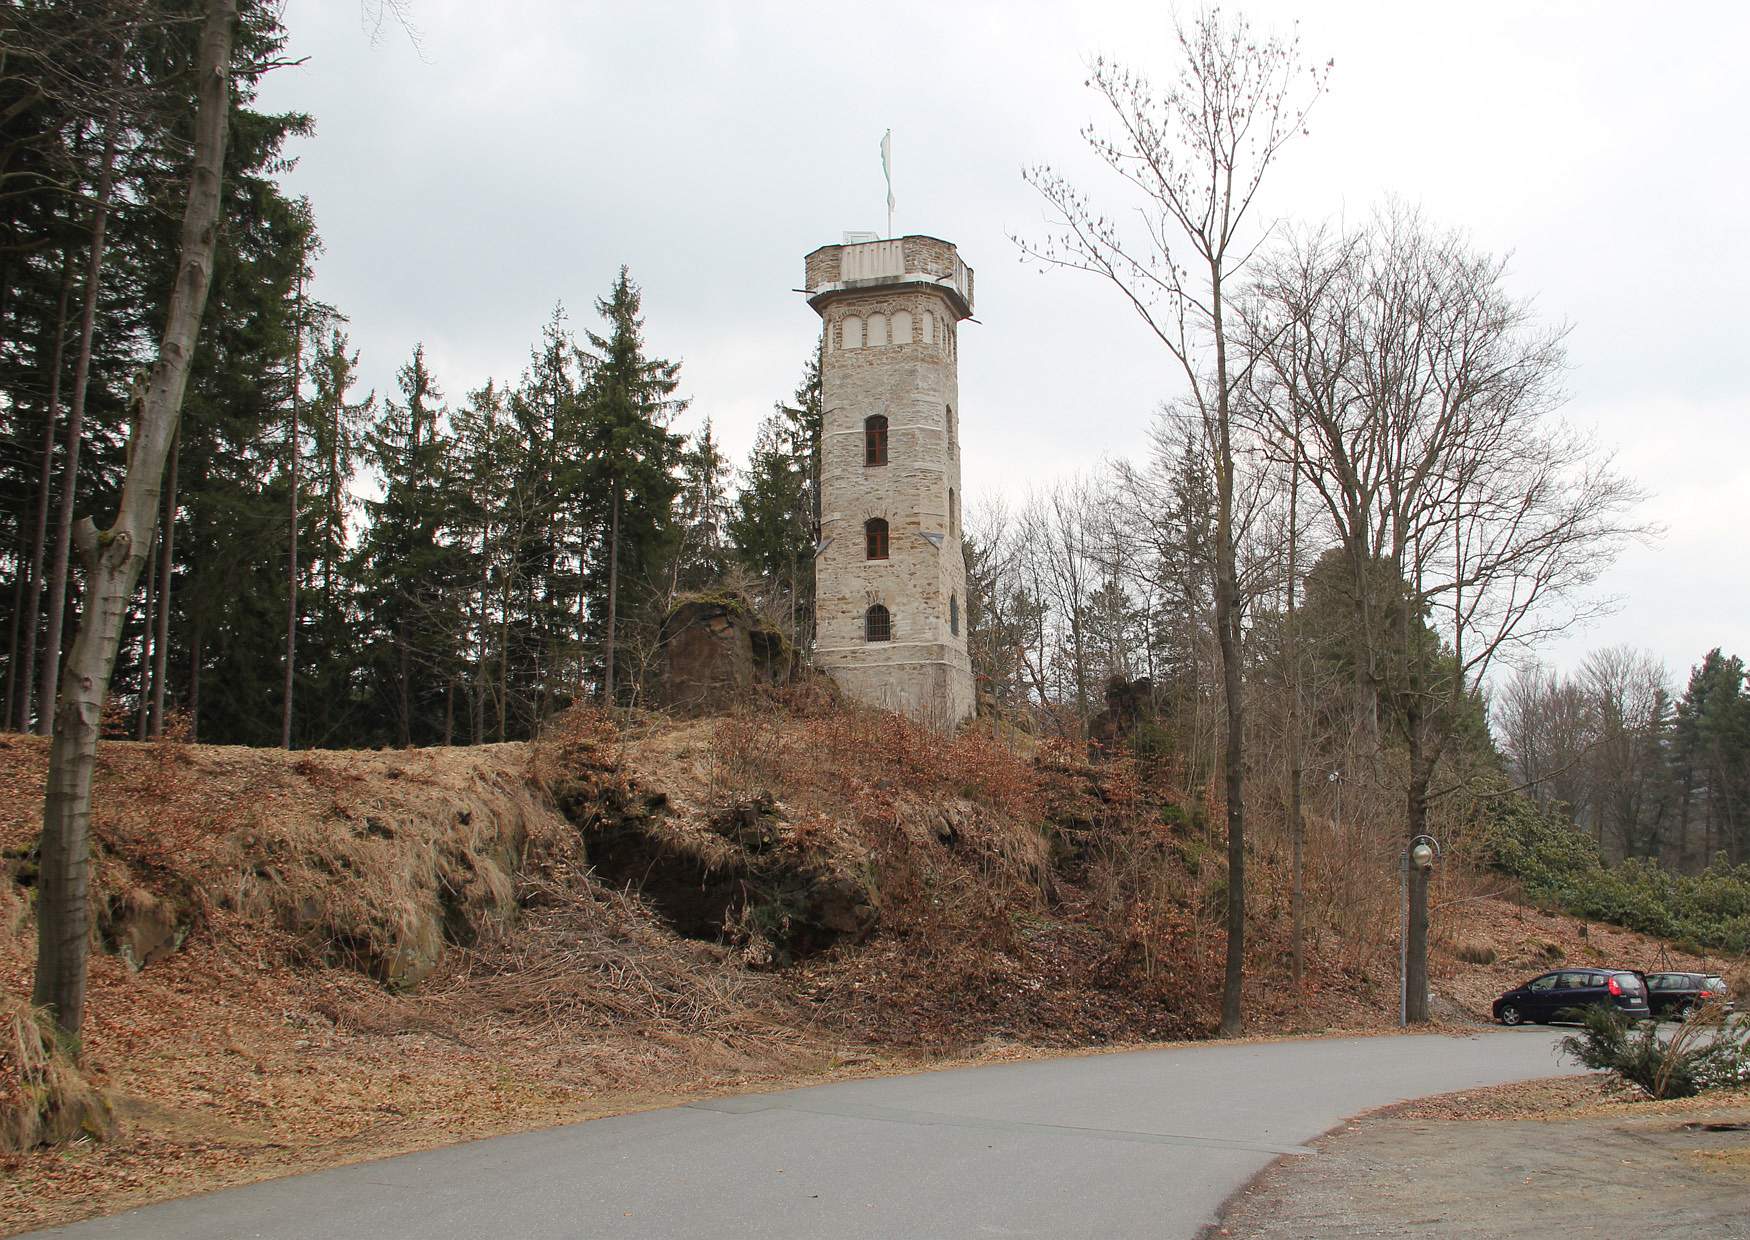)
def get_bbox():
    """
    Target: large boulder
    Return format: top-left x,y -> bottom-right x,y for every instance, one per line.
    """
657,593 -> 791,713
